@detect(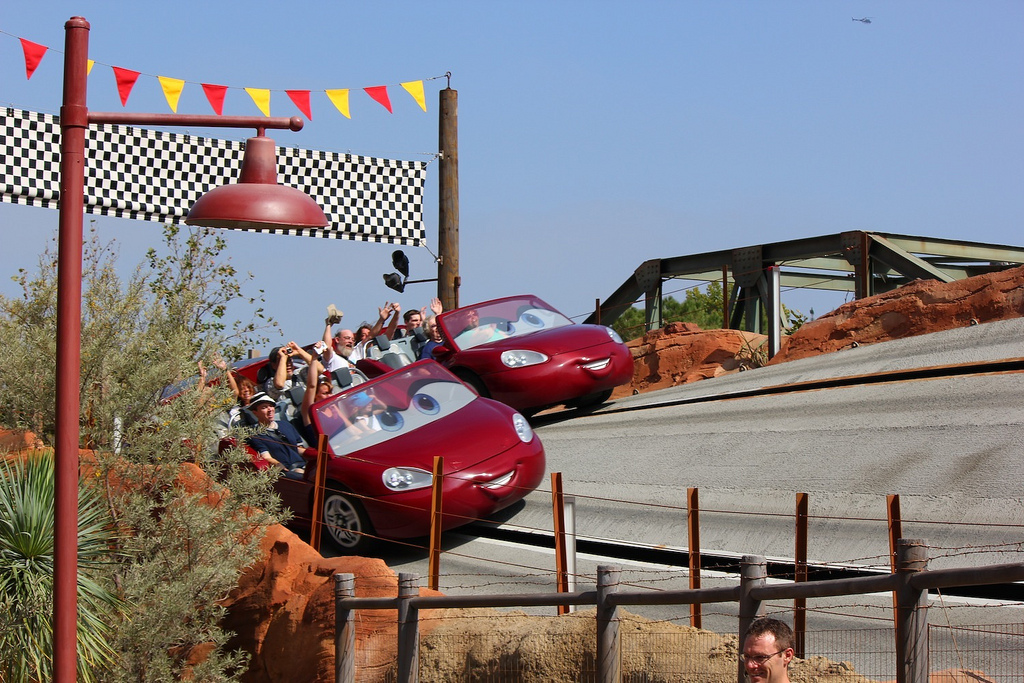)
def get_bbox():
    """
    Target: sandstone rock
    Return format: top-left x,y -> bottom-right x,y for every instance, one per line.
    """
0,428 -> 44,453
221,525 -> 393,682
612,323 -> 768,398
610,264 -> 1024,396
221,525 -> 448,683
769,264 -> 1024,365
